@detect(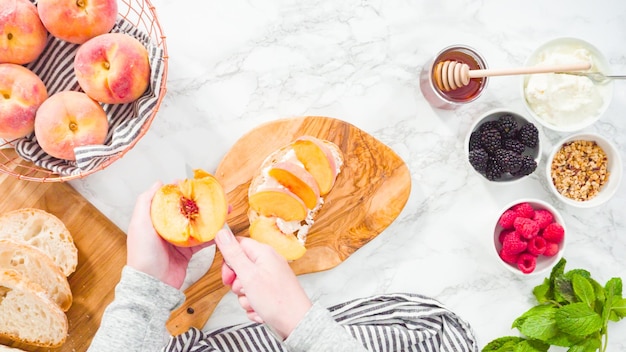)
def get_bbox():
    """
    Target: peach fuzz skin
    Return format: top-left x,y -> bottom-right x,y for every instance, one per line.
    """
0,0 -> 48,65
37,0 -> 117,45
74,33 -> 151,104
0,64 -> 48,140
34,91 -> 109,161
